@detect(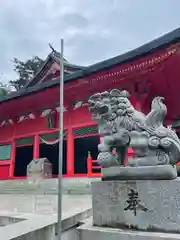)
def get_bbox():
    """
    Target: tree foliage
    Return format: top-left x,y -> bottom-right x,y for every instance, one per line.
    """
10,56 -> 44,90
0,82 -> 12,98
